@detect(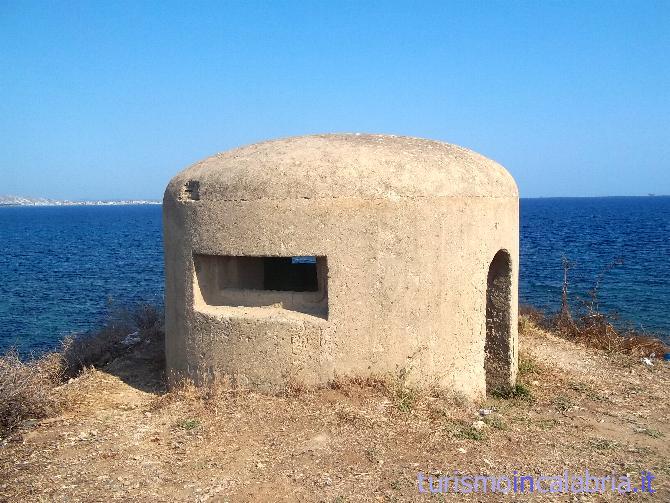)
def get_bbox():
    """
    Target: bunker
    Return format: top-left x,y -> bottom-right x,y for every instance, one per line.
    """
163,134 -> 519,398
